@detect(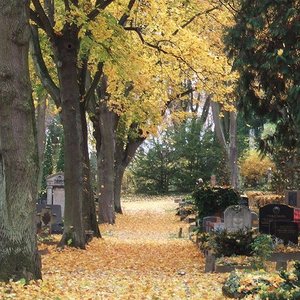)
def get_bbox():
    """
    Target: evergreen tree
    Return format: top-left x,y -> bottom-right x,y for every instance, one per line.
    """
225,0 -> 300,152
131,121 -> 228,194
